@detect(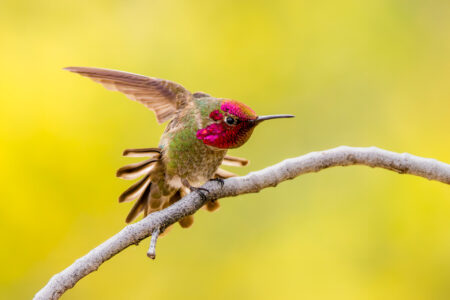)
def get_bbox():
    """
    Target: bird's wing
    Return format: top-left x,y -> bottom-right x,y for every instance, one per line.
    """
64,66 -> 192,123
